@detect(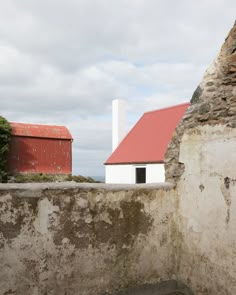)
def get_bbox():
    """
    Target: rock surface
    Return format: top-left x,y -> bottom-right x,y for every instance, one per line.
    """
165,21 -> 236,182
